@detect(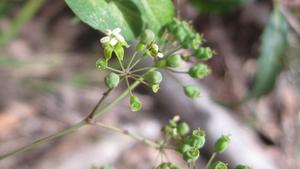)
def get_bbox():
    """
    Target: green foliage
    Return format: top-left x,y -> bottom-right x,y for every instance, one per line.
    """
65,0 -> 174,41
191,0 -> 247,13
248,10 -> 288,98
